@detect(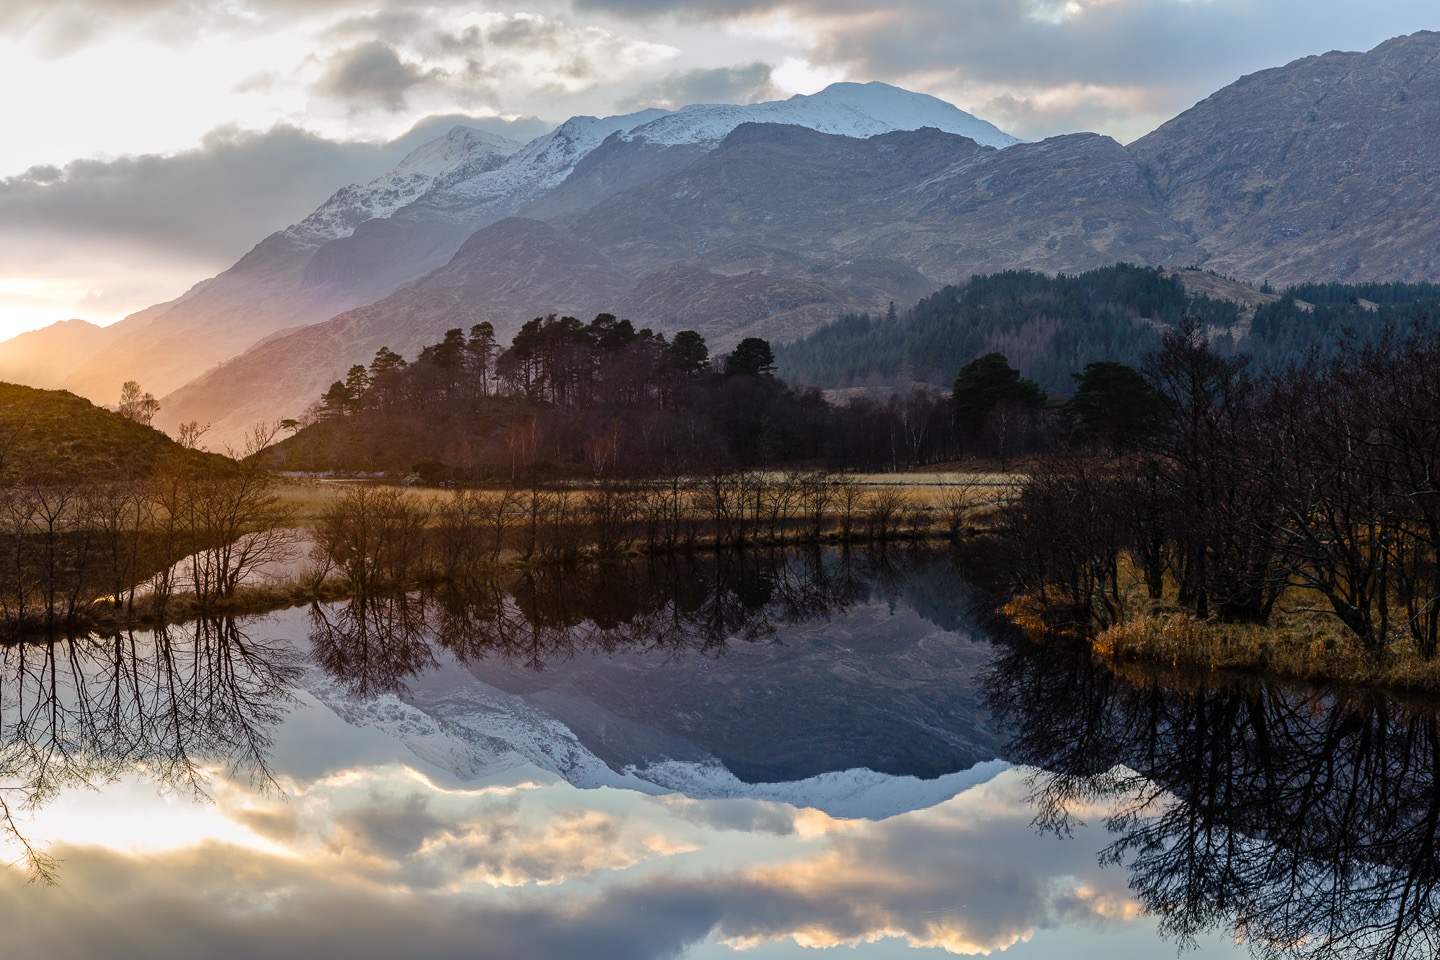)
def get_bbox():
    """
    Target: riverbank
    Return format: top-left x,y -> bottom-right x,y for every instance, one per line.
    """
1091,612 -> 1440,694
